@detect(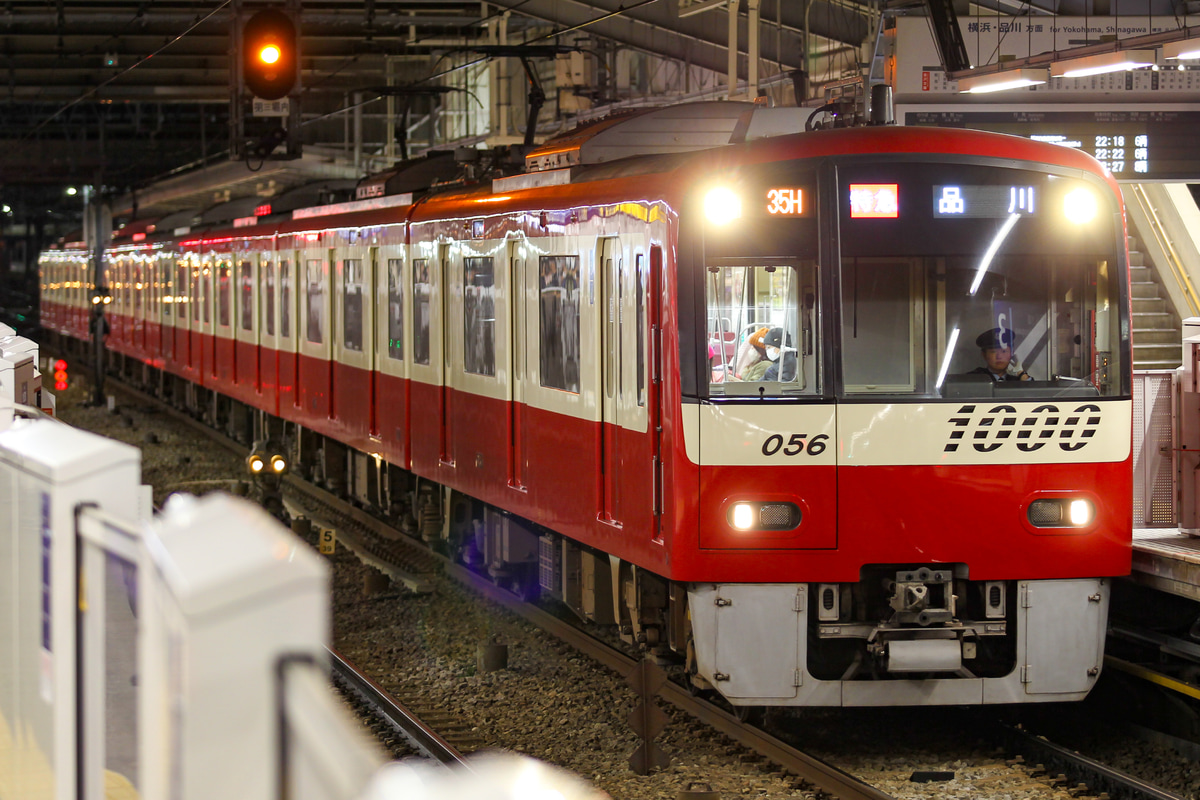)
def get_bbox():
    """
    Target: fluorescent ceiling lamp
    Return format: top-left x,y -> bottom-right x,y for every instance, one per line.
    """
1162,39 -> 1200,60
958,68 -> 1048,93
1050,49 -> 1157,77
